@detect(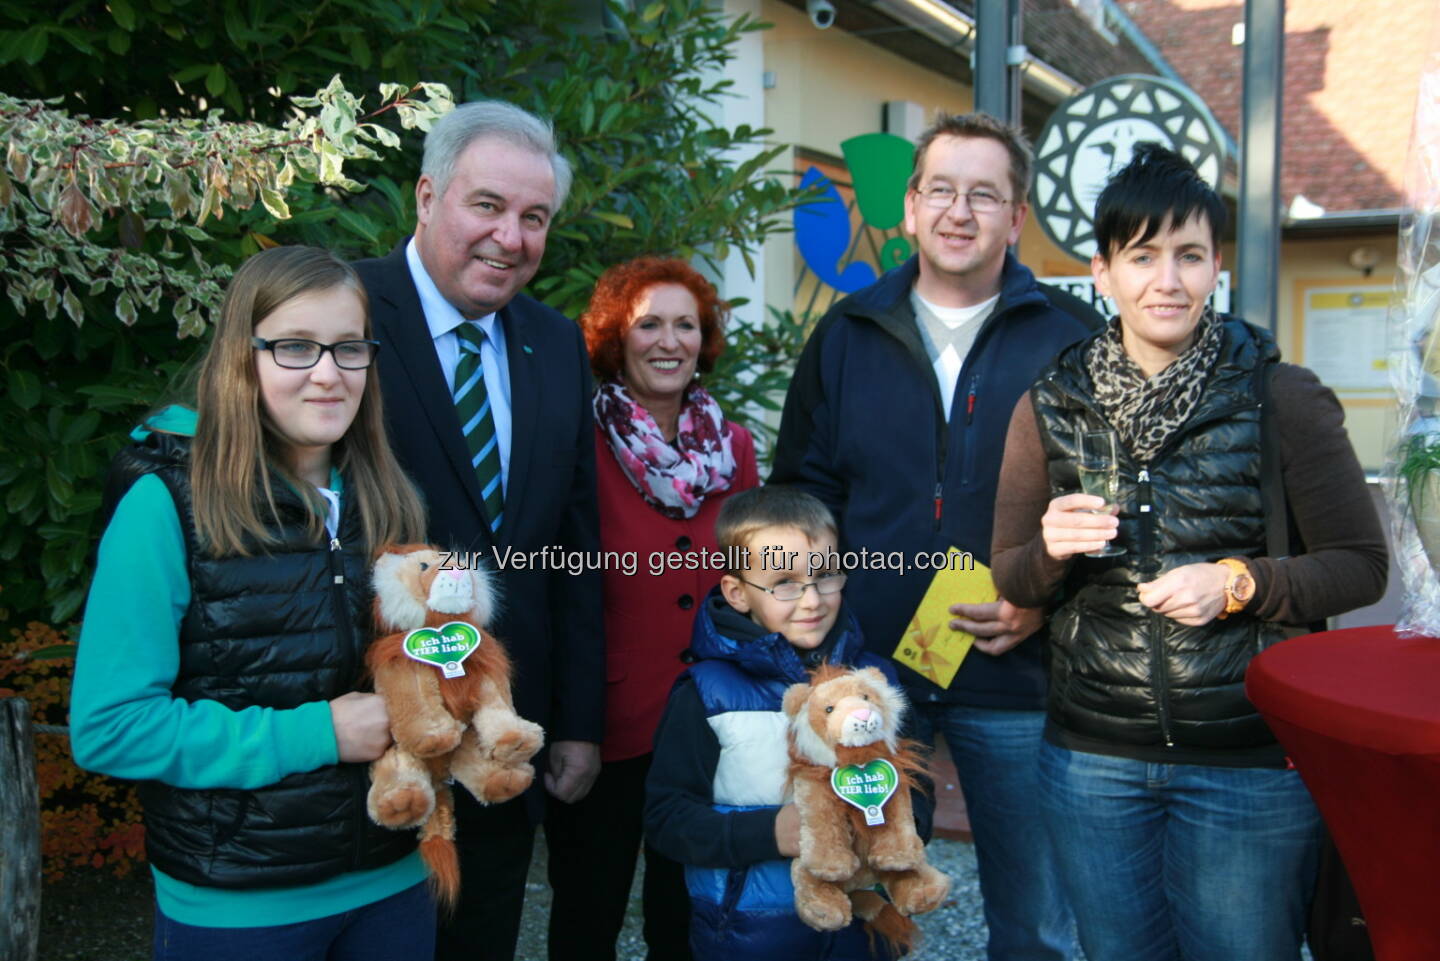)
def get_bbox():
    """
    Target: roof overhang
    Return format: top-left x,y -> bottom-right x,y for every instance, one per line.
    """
1282,208 -> 1406,237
